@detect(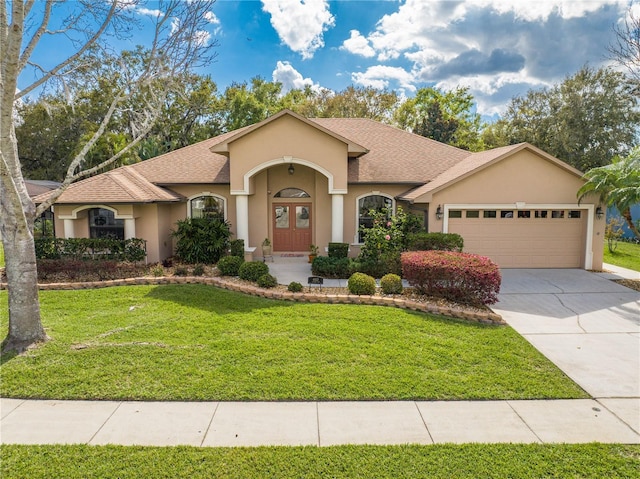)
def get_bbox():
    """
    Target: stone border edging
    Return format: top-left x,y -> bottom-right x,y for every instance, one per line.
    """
0,276 -> 505,325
